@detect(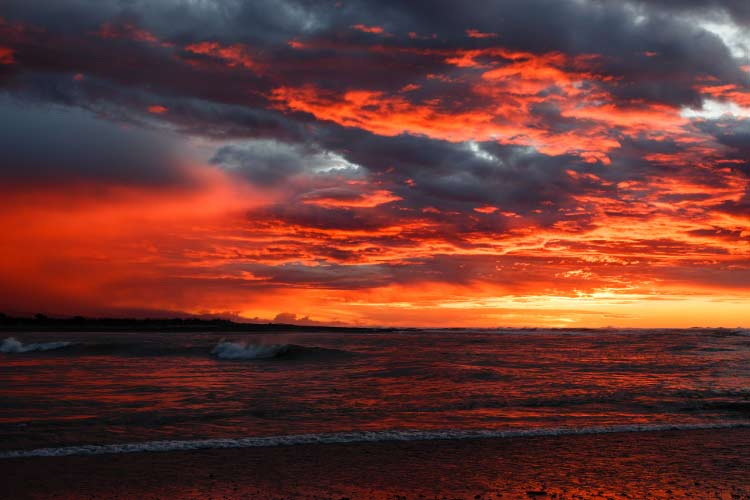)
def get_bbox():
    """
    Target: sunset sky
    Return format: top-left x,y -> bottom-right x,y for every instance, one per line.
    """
1,0 -> 749,327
